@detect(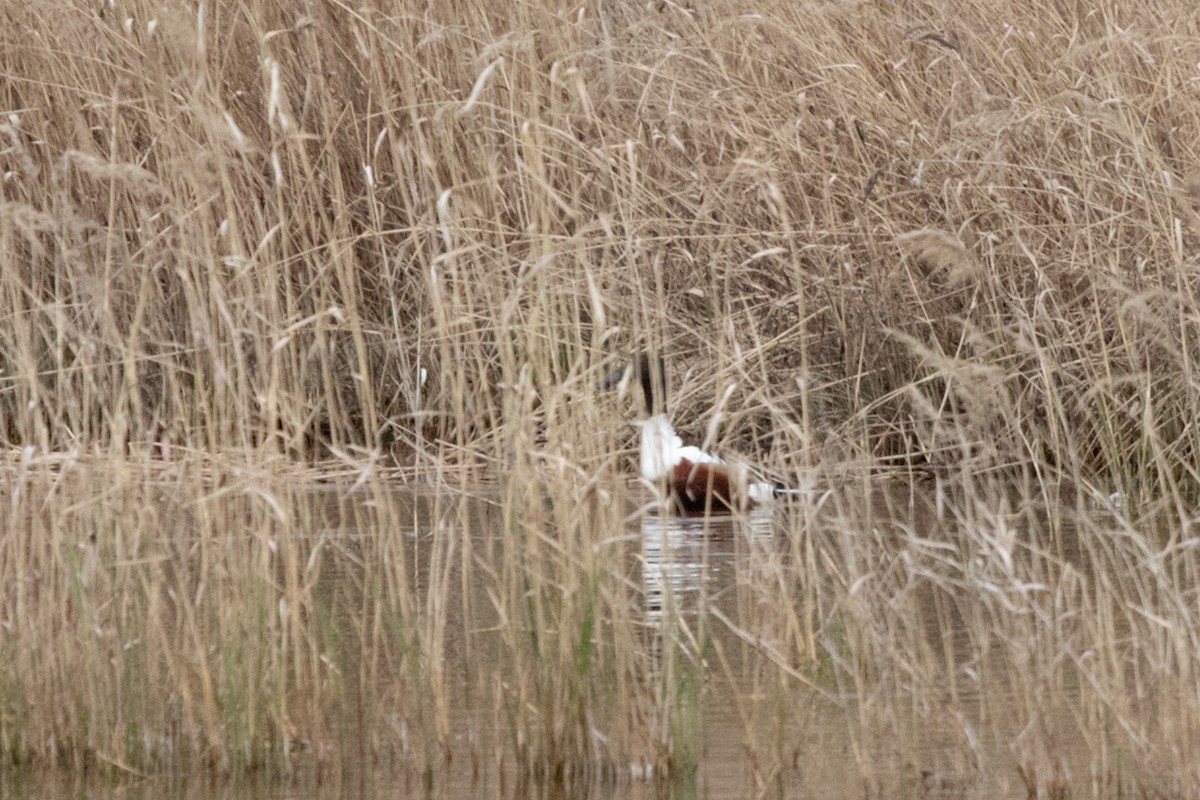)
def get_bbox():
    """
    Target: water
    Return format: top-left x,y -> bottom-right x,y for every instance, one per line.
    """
7,479 -> 1143,799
